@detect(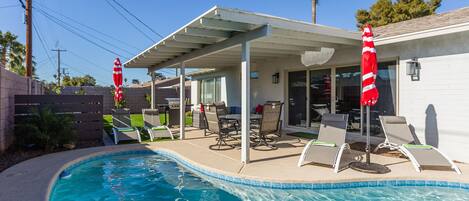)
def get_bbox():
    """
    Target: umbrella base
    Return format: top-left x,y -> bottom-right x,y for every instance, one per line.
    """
349,162 -> 390,174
